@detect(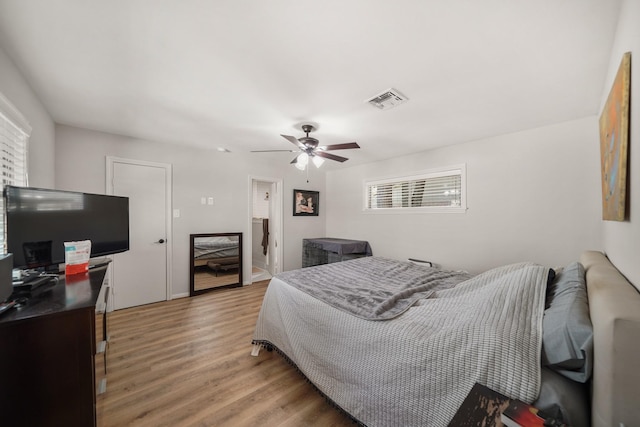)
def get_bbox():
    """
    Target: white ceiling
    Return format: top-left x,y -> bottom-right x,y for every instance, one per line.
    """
0,0 -> 621,168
